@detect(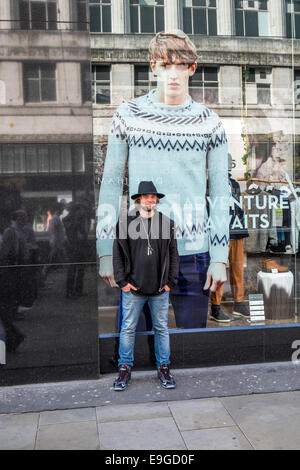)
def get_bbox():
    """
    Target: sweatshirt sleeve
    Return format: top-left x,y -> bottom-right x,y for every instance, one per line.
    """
207,115 -> 230,264
96,105 -> 129,258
